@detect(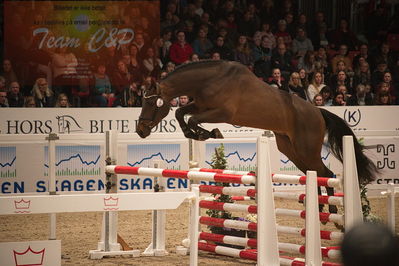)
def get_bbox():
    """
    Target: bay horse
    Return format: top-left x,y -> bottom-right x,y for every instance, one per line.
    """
137,60 -> 377,214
